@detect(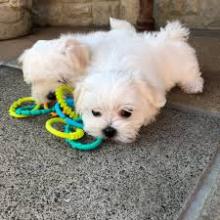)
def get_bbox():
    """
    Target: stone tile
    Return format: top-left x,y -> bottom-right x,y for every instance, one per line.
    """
154,0 -> 220,29
92,1 -> 120,25
62,3 -> 93,26
120,0 -> 139,24
190,34 -> 220,73
0,66 -> 220,220
168,71 -> 220,118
